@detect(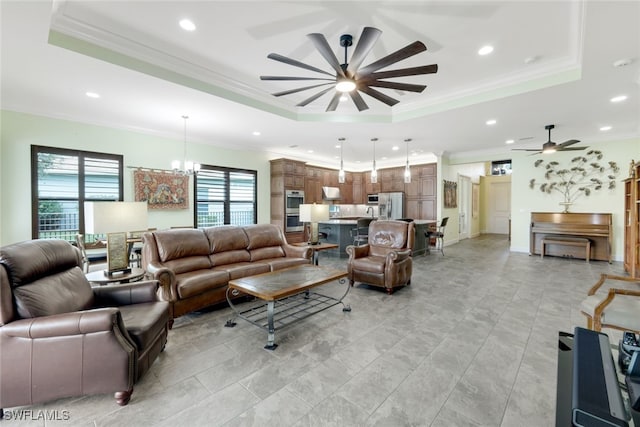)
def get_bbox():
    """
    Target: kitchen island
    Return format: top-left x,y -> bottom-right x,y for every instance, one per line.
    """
317,219 -> 436,258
